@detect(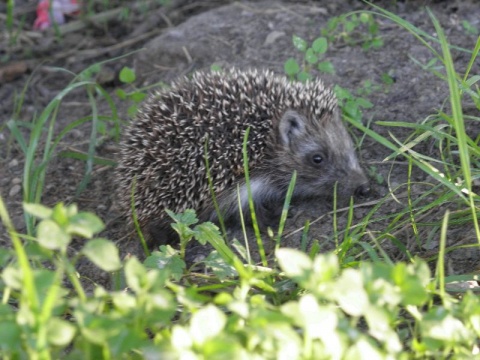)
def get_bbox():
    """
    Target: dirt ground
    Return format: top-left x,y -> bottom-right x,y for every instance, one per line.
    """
0,0 -> 479,283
